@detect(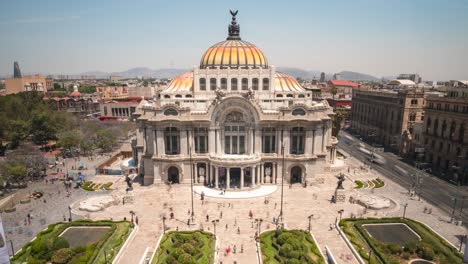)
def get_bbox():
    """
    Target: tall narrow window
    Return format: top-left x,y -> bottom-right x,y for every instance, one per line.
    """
199,78 -> 206,90
262,78 -> 269,90
262,128 -> 276,153
165,127 -> 180,155
194,128 -> 208,153
290,127 -> 305,154
231,78 -> 238,90
252,78 -> 259,90
210,78 -> 217,90
221,78 -> 227,90
241,78 -> 248,90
